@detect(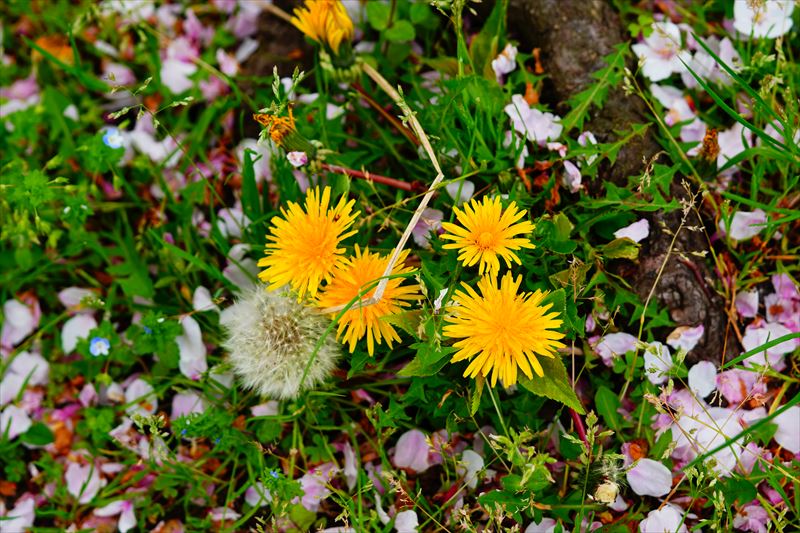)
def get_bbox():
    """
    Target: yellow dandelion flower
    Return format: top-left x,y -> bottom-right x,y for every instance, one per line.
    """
291,0 -> 354,54
440,196 -> 535,277
316,246 -> 420,356
443,273 -> 565,387
258,186 -> 359,299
